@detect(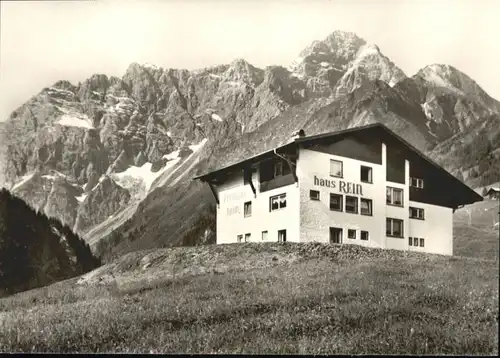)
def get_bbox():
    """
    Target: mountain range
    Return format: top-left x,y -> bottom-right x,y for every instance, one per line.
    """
1,30 -> 499,260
